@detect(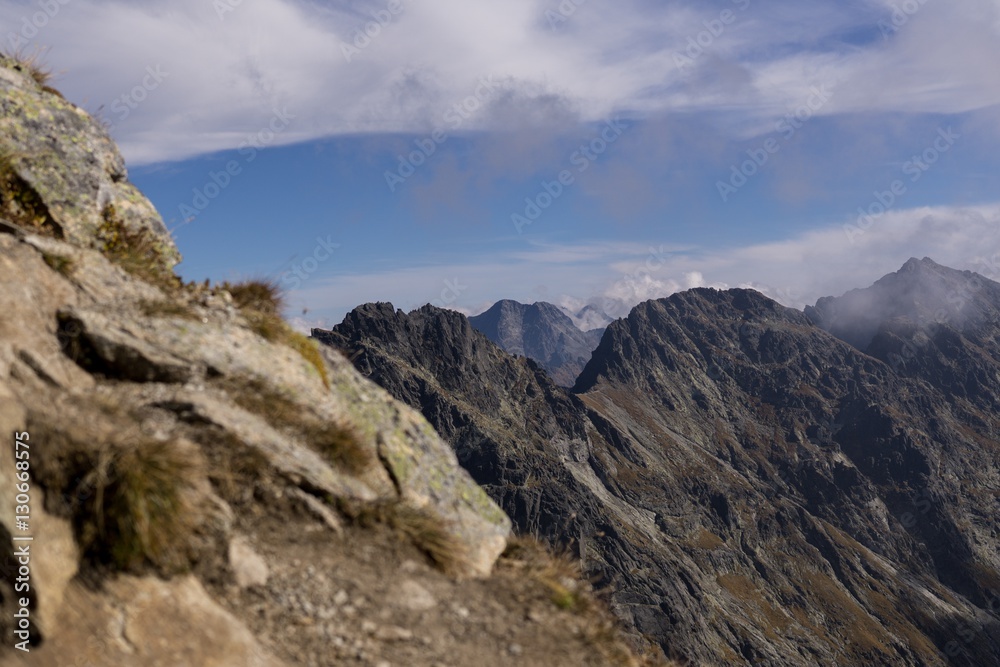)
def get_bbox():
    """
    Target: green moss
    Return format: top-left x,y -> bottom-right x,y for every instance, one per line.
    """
41,250 -> 74,276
